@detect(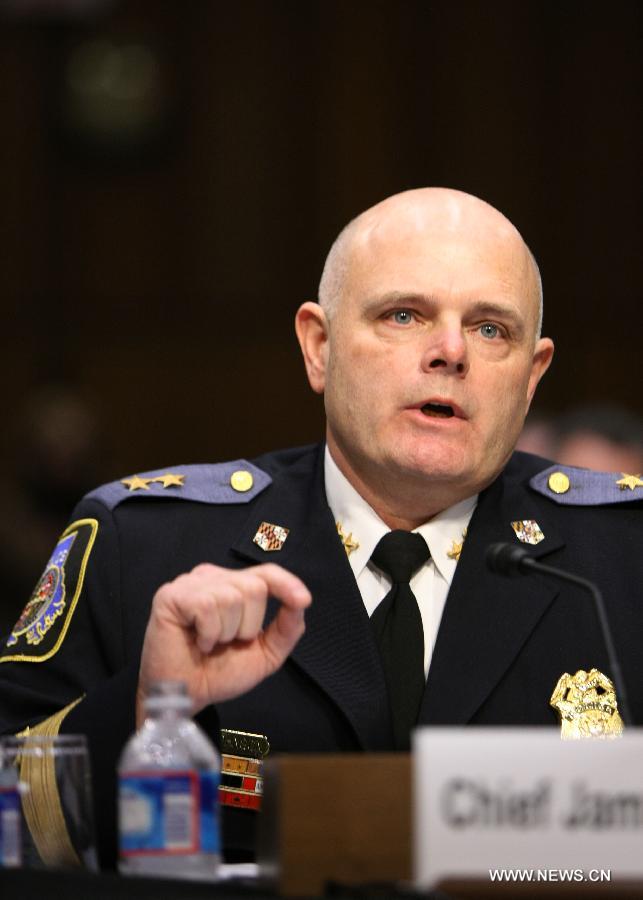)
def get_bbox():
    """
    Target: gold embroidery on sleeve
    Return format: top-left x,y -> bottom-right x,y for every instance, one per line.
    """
18,697 -> 85,867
